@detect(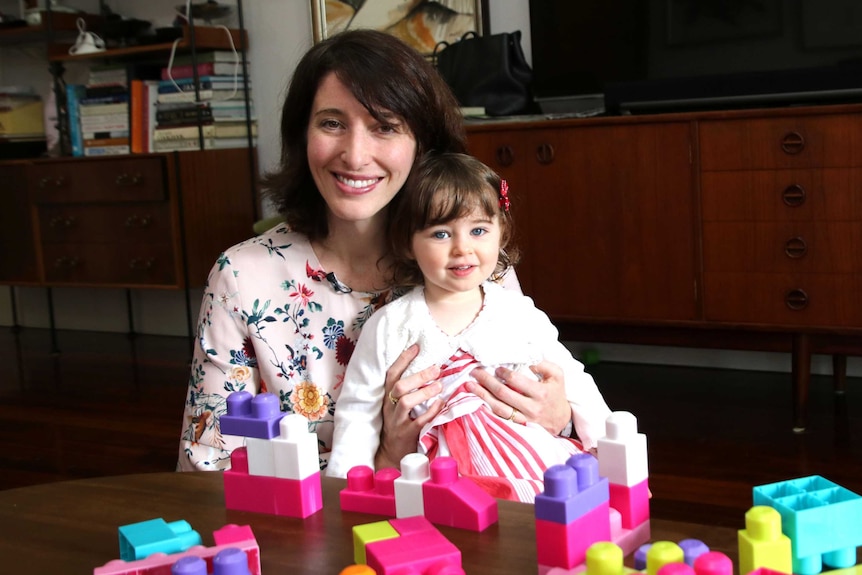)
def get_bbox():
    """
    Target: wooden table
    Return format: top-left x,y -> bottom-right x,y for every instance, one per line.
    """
0,472 -> 740,574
